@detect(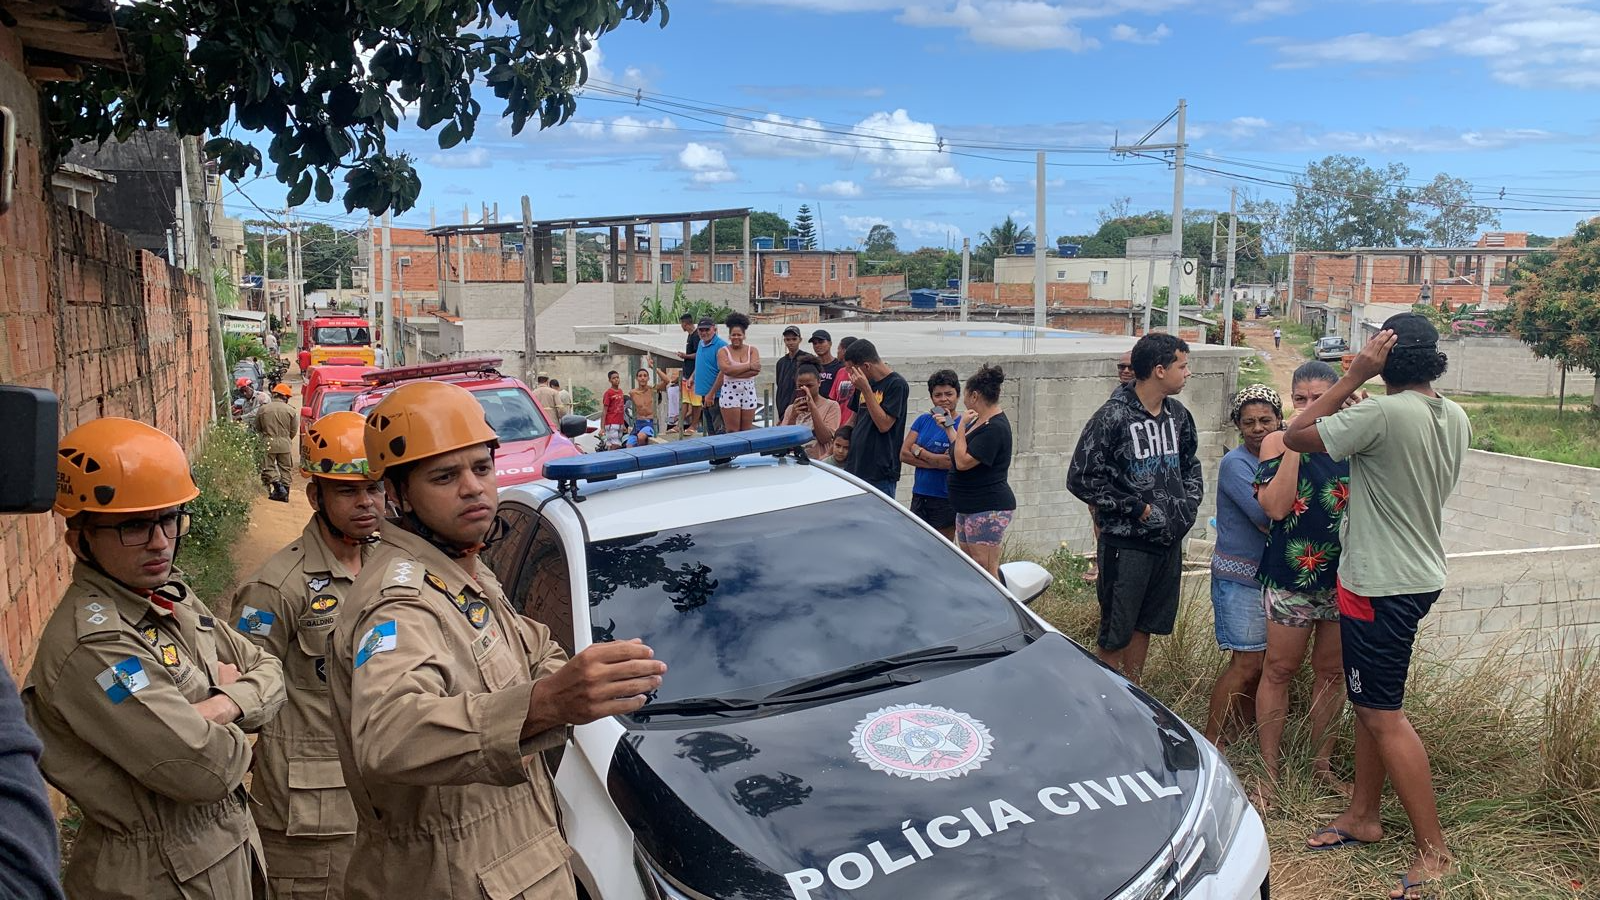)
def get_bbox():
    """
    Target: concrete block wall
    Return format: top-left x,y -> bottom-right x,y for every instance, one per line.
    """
1431,336 -> 1597,398
1442,450 -> 1600,553
1420,545 -> 1600,676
